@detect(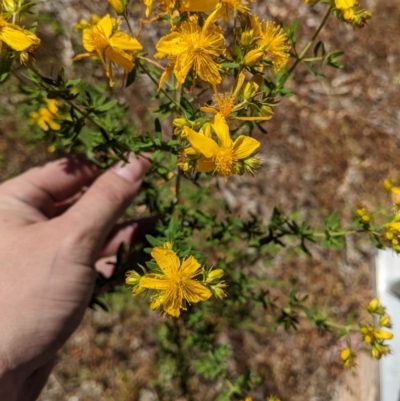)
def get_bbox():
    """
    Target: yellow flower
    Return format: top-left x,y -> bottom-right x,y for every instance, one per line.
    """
201,71 -> 273,122
74,15 -> 101,32
29,99 -> 62,131
138,247 -> 212,317
0,16 -> 40,52
340,346 -> 356,369
180,0 -> 251,21
155,8 -> 225,87
251,16 -> 291,72
74,14 -> 142,86
184,113 -> 260,177
335,0 -> 357,21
